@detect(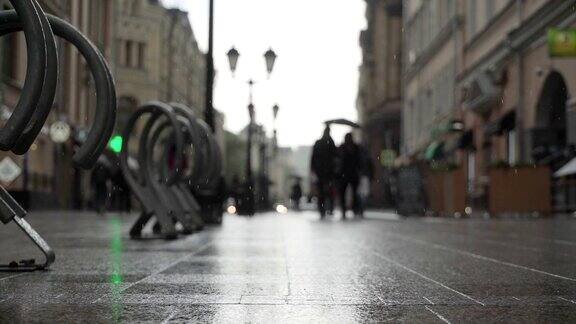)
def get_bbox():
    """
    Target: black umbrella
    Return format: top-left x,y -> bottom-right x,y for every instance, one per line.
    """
324,119 -> 361,128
